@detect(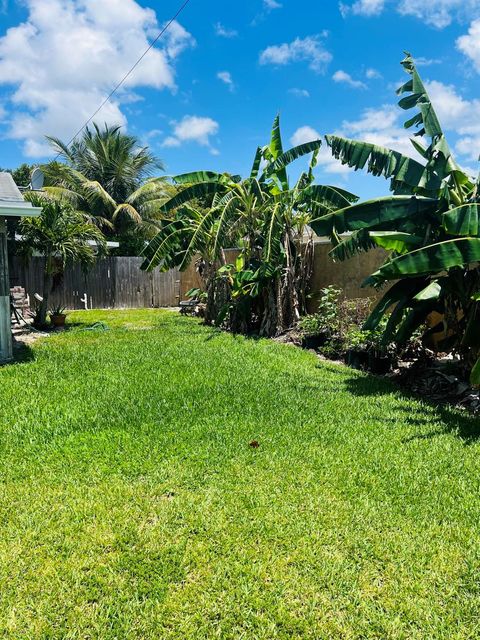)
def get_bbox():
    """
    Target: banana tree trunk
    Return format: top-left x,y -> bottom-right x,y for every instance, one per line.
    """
297,237 -> 314,316
278,230 -> 300,333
